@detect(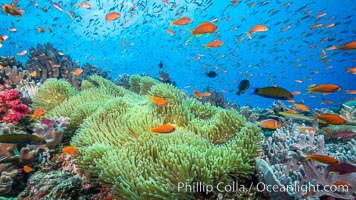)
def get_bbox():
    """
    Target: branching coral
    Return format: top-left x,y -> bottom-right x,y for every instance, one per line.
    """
257,125 -> 356,199
340,104 -> 356,125
0,56 -> 27,92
